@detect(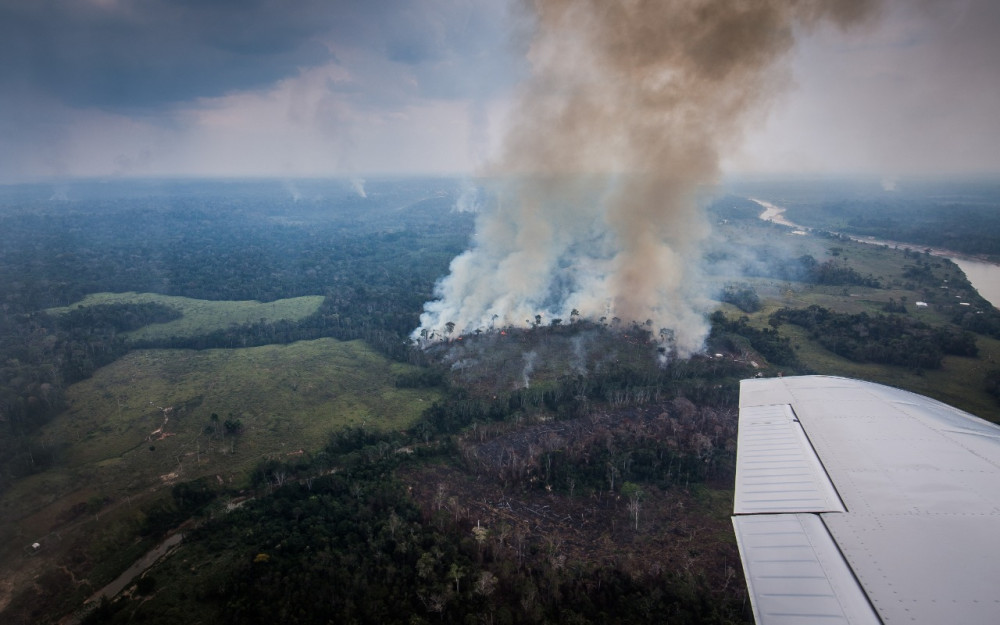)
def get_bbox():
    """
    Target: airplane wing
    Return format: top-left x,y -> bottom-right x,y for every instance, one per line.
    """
732,375 -> 1000,625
